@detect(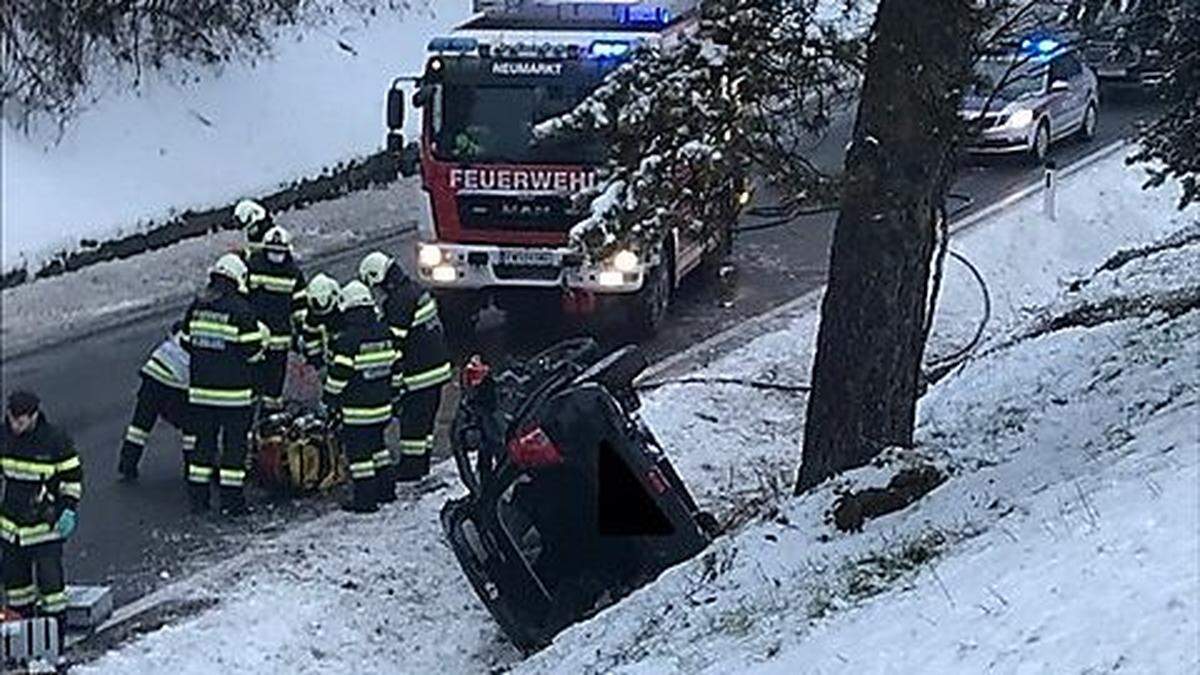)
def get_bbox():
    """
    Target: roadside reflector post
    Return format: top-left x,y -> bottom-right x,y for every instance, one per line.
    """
1043,159 -> 1058,221
718,261 -> 738,308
